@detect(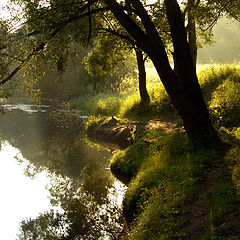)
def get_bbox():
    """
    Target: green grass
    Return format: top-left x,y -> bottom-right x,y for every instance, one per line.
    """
70,64 -> 240,126
198,64 -> 240,127
119,84 -> 175,119
70,83 -> 175,120
110,127 -> 152,184
108,63 -> 240,238
70,64 -> 240,239
110,128 -> 240,240
209,79 -> 240,127
70,93 -> 124,116
112,129 -> 211,239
